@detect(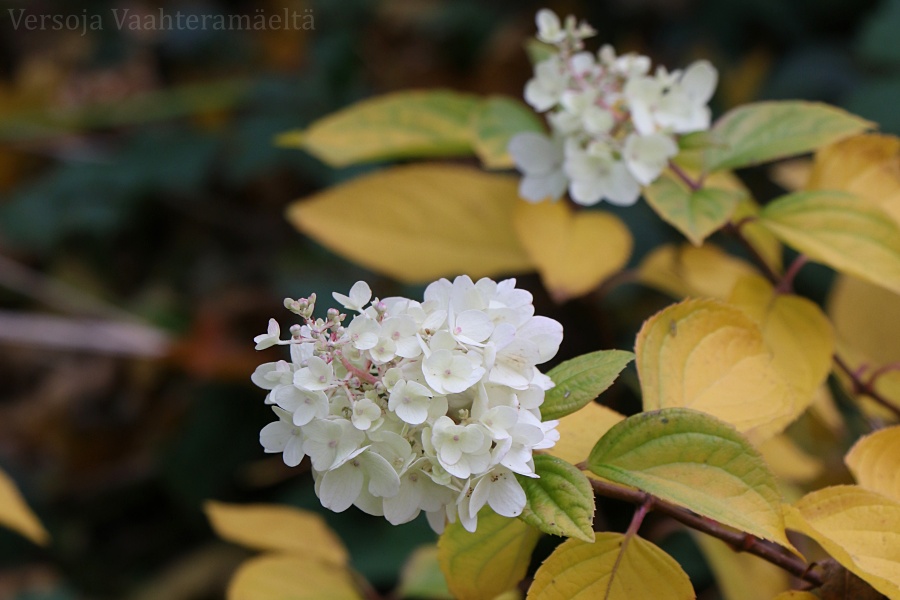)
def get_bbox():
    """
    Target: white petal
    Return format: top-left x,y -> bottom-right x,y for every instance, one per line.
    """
360,451 -> 402,498
319,464 -> 364,512
260,421 -> 291,453
282,435 -> 306,467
